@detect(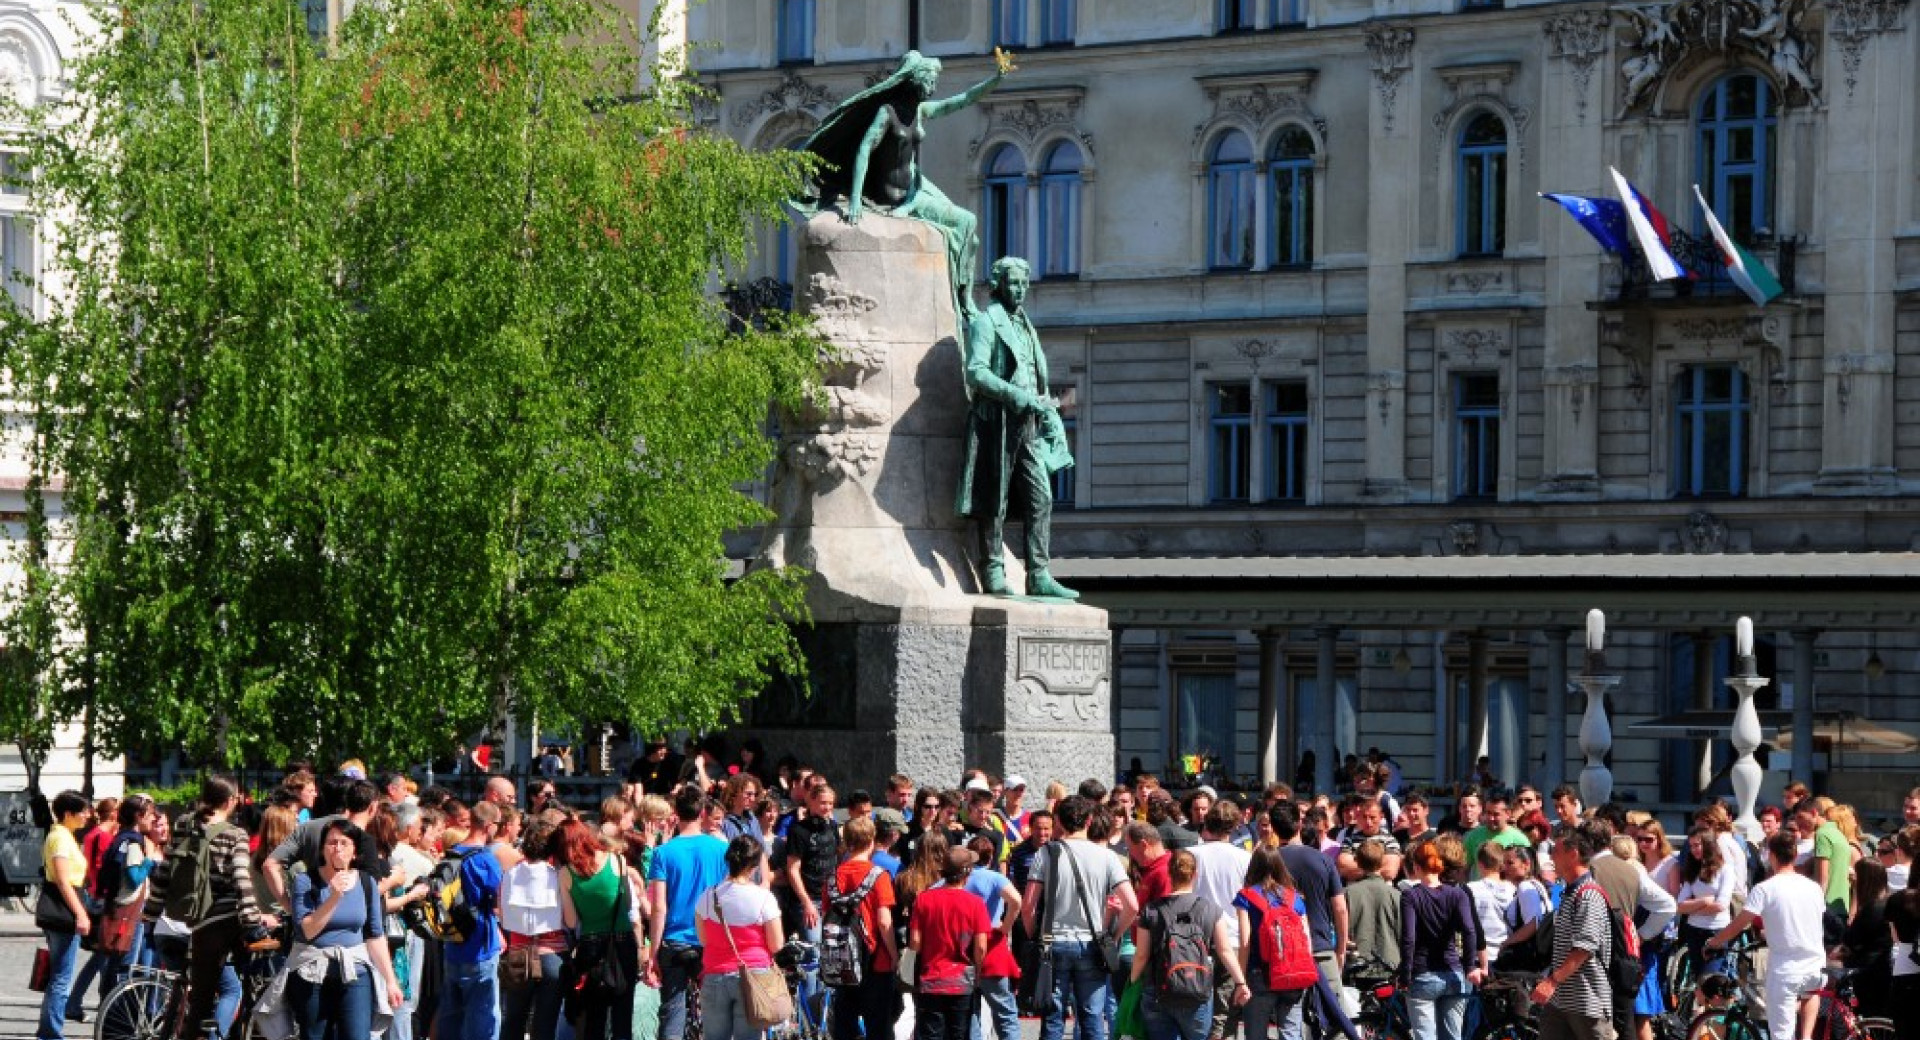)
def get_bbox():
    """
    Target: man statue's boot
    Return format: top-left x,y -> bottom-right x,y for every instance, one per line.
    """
981,557 -> 1012,596
1026,569 -> 1079,600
